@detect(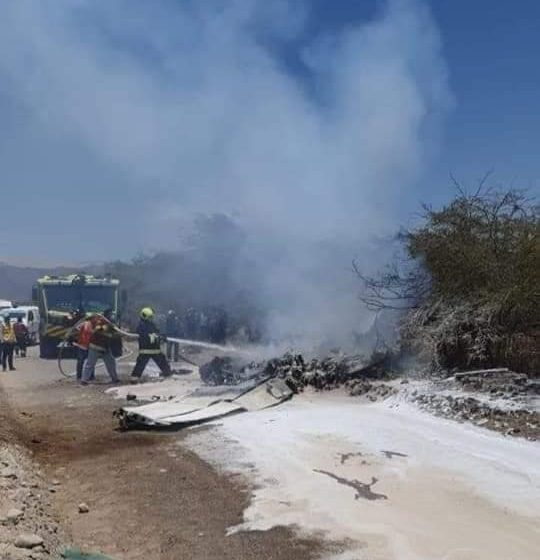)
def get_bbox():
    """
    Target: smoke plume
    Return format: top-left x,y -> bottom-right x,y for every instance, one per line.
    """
0,0 -> 451,346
